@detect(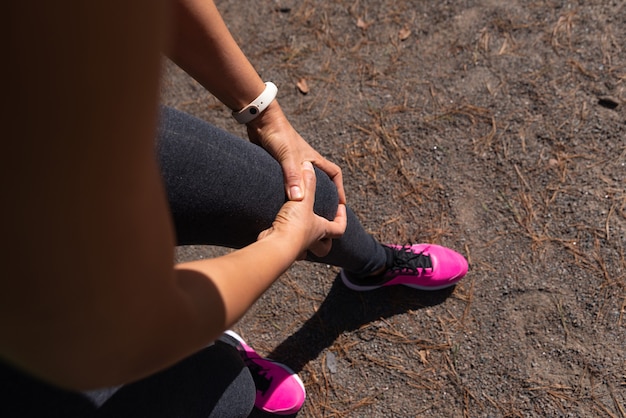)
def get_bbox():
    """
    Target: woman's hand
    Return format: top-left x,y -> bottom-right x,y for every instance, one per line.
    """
247,101 -> 346,205
258,161 -> 347,258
